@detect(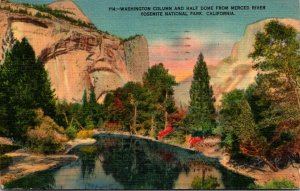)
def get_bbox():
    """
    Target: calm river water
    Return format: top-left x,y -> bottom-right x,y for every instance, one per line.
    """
5,134 -> 254,189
